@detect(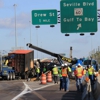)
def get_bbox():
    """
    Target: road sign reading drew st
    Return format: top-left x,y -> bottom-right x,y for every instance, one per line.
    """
60,0 -> 97,33
32,9 -> 57,25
